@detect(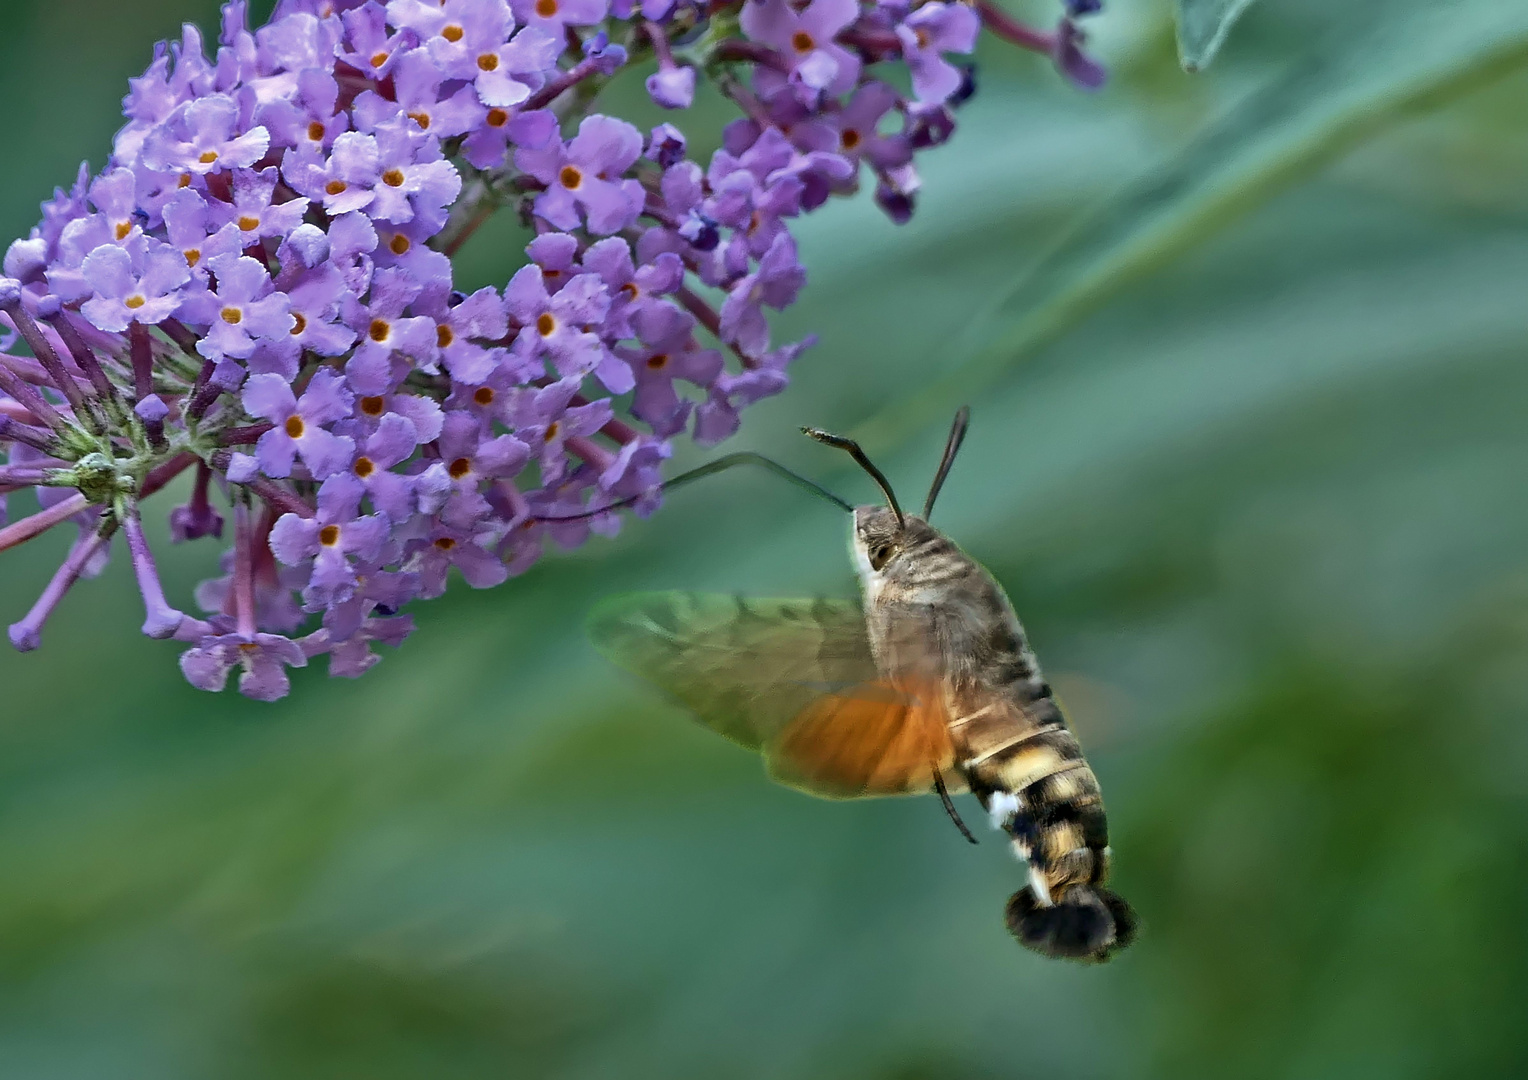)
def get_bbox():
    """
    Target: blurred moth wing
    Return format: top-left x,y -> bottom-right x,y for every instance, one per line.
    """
587,592 -> 963,799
